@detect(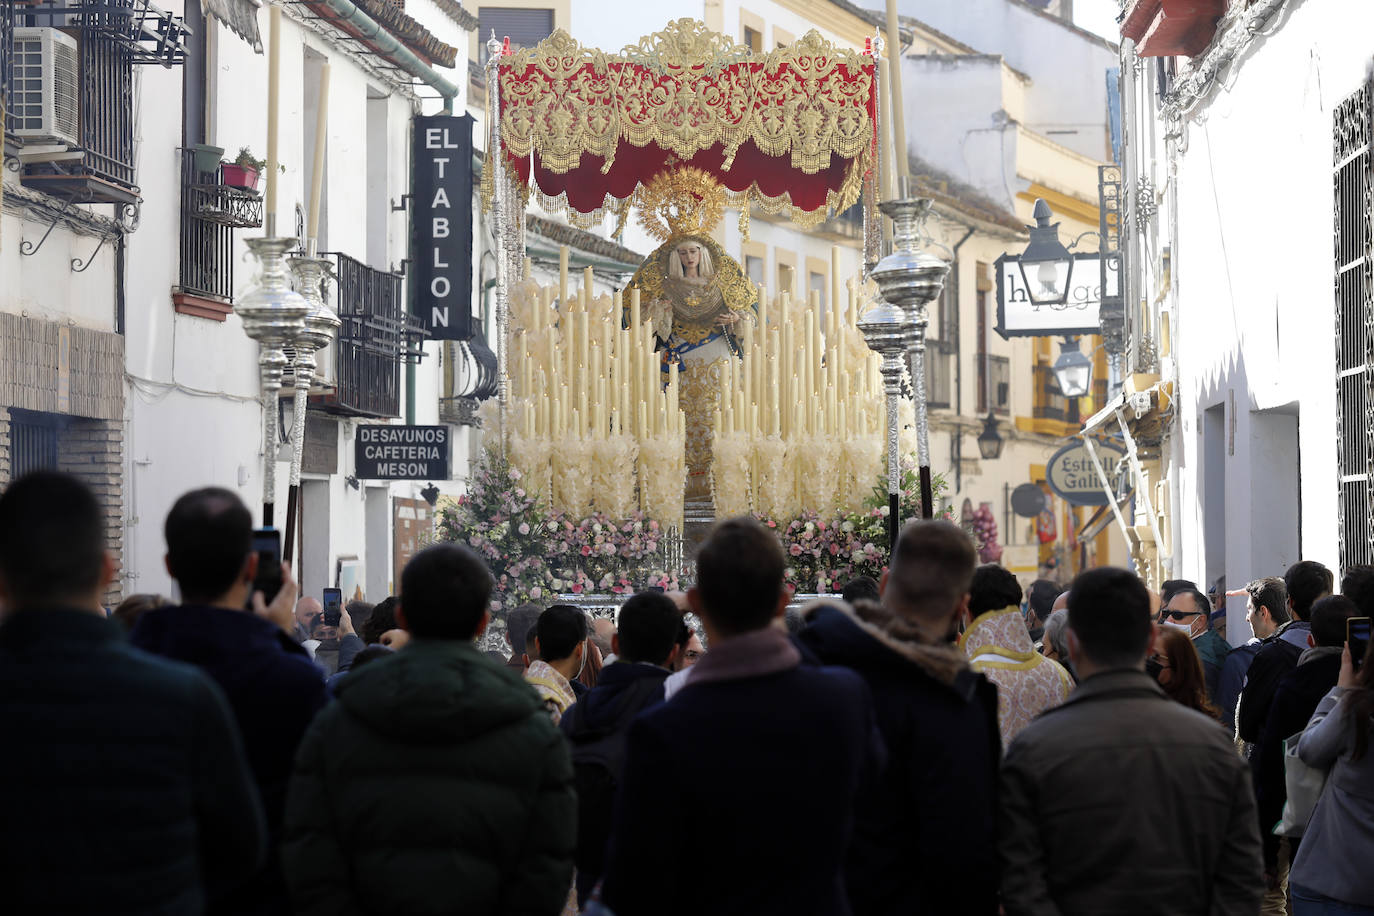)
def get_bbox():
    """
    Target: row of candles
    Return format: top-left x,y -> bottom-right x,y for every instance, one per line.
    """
263,5 -> 330,246
508,248 -> 889,447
